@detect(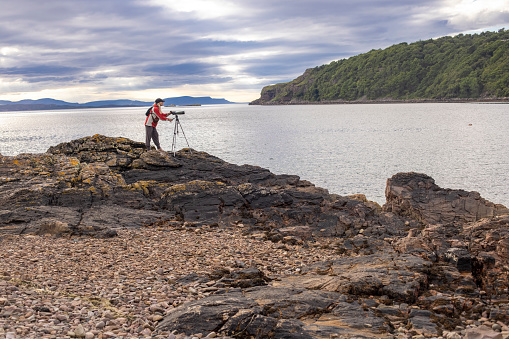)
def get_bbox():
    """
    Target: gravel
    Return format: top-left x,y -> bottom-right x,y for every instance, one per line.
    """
0,224 -> 339,338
